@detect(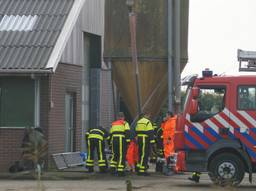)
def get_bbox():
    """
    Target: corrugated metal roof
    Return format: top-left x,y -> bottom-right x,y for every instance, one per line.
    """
0,0 -> 74,73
